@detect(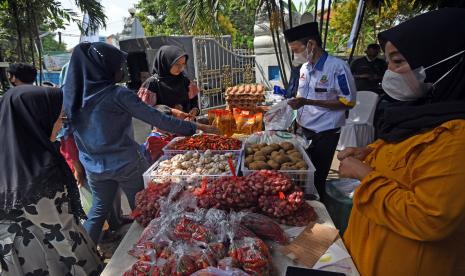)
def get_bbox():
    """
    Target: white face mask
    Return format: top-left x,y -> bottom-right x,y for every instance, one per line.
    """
292,42 -> 315,66
382,69 -> 430,101
382,49 -> 465,101
293,51 -> 307,65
